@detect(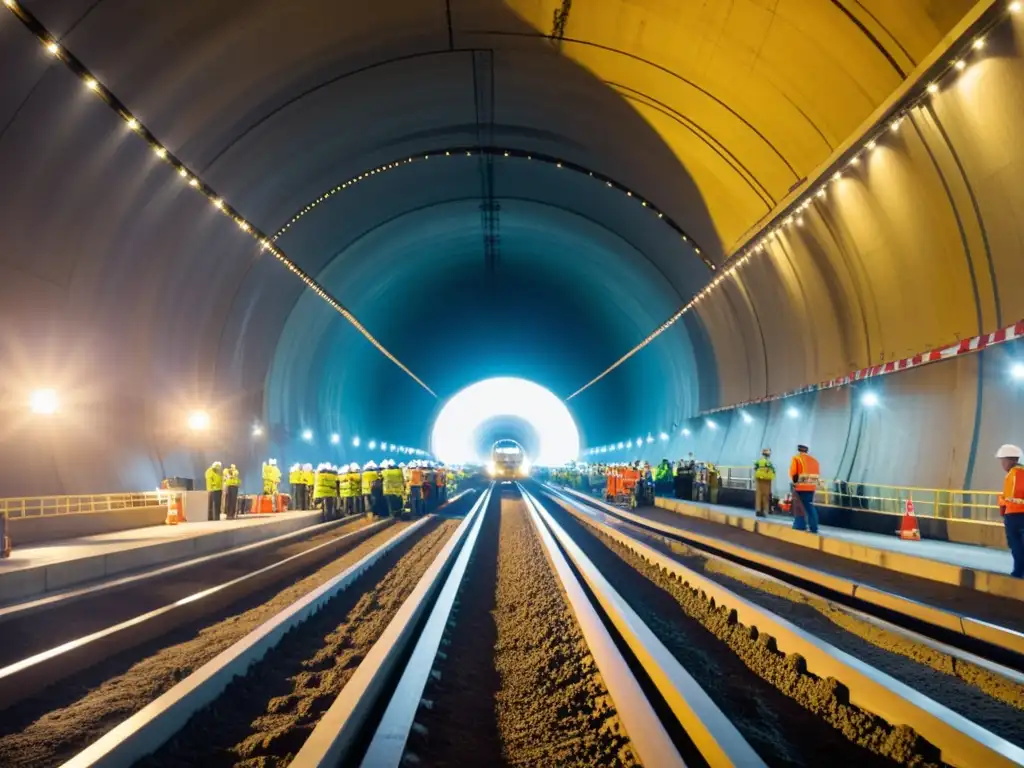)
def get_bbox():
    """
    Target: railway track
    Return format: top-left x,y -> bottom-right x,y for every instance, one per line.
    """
539,482 -> 1024,767
9,478 -> 1024,766
0,492 -> 477,768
